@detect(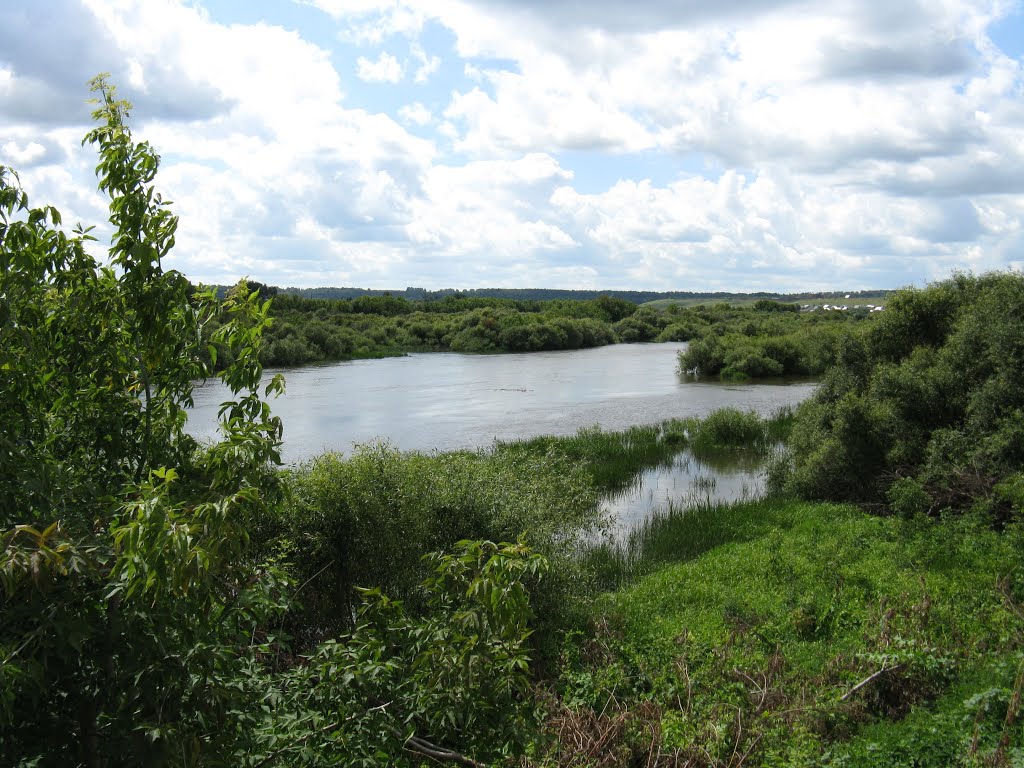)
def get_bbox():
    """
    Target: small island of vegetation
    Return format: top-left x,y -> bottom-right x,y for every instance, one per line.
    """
3,79 -> 1024,767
